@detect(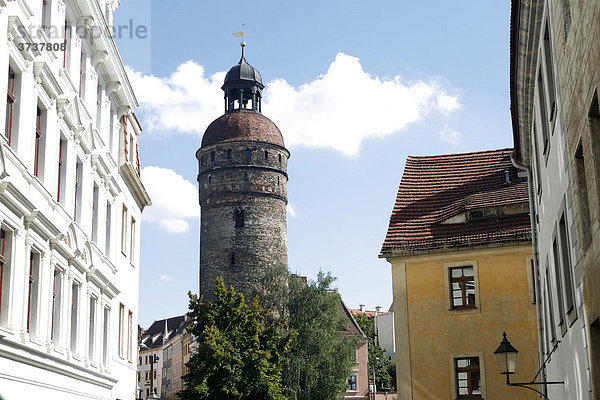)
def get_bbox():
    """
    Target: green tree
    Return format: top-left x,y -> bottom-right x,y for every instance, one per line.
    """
353,313 -> 396,391
283,271 -> 357,400
178,277 -> 295,400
